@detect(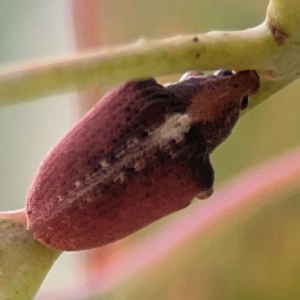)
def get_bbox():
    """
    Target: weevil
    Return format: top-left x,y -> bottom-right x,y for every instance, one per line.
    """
26,70 -> 259,251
